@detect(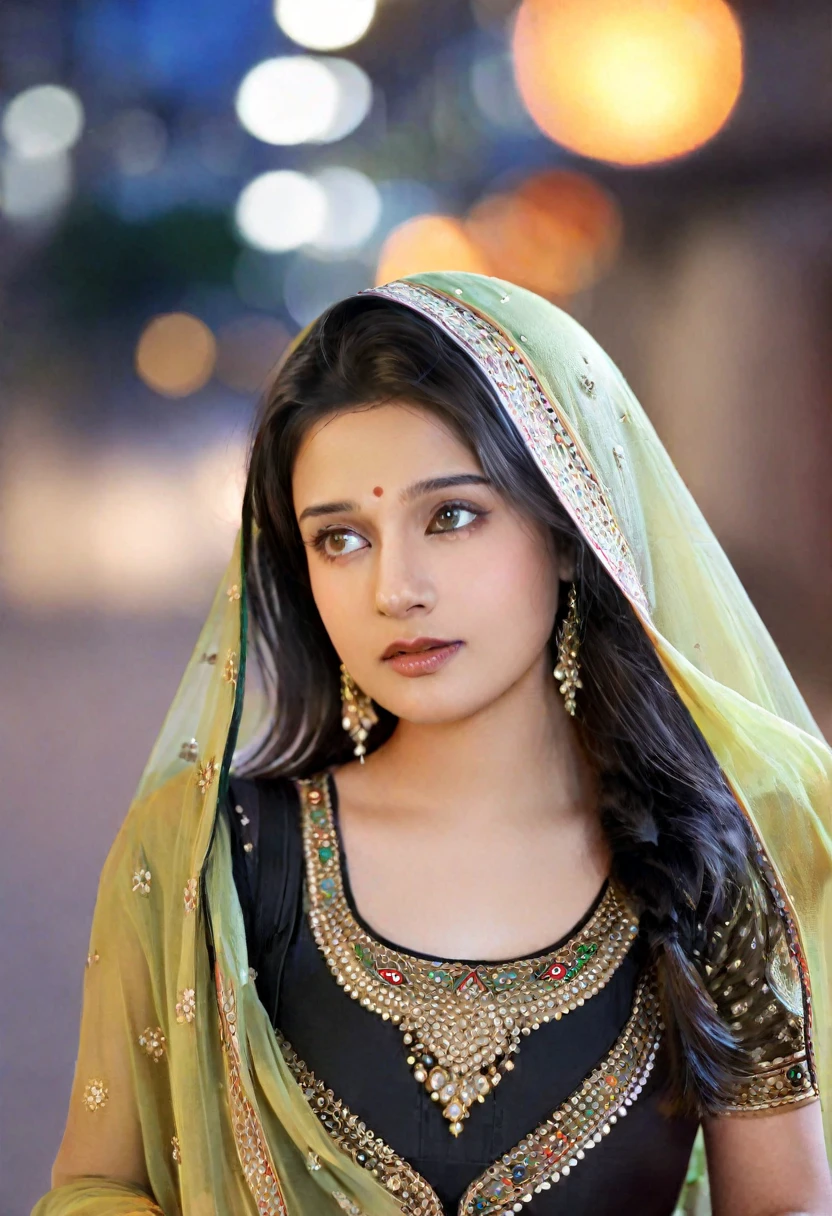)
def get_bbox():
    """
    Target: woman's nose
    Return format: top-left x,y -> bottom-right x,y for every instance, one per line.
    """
373,541 -> 436,618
